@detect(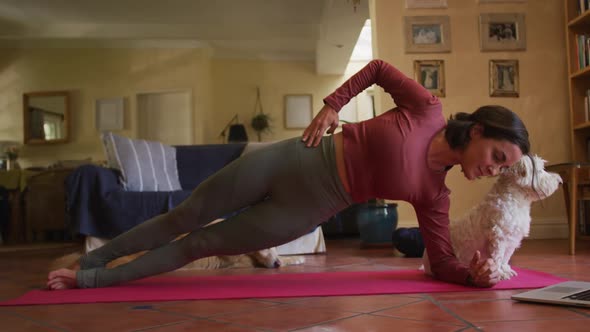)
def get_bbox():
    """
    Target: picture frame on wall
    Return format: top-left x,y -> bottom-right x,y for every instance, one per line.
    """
479,13 -> 526,51
405,0 -> 448,9
96,97 -> 125,131
404,16 -> 451,53
489,59 -> 519,97
284,94 -> 313,129
414,60 -> 445,97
